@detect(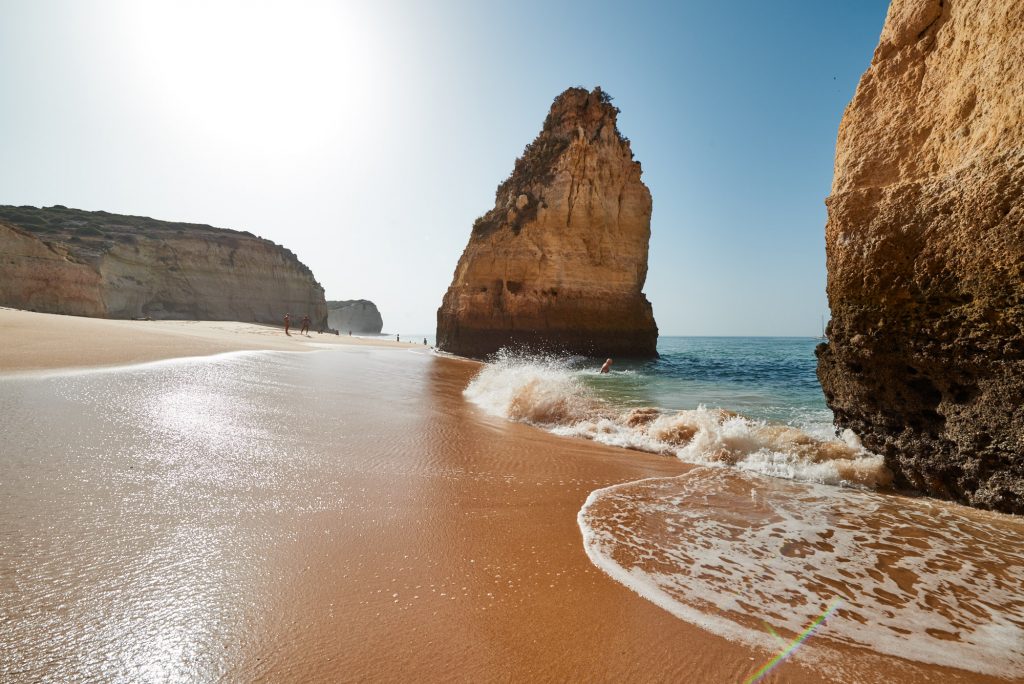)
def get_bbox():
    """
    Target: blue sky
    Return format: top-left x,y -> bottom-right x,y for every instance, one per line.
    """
0,1 -> 890,335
